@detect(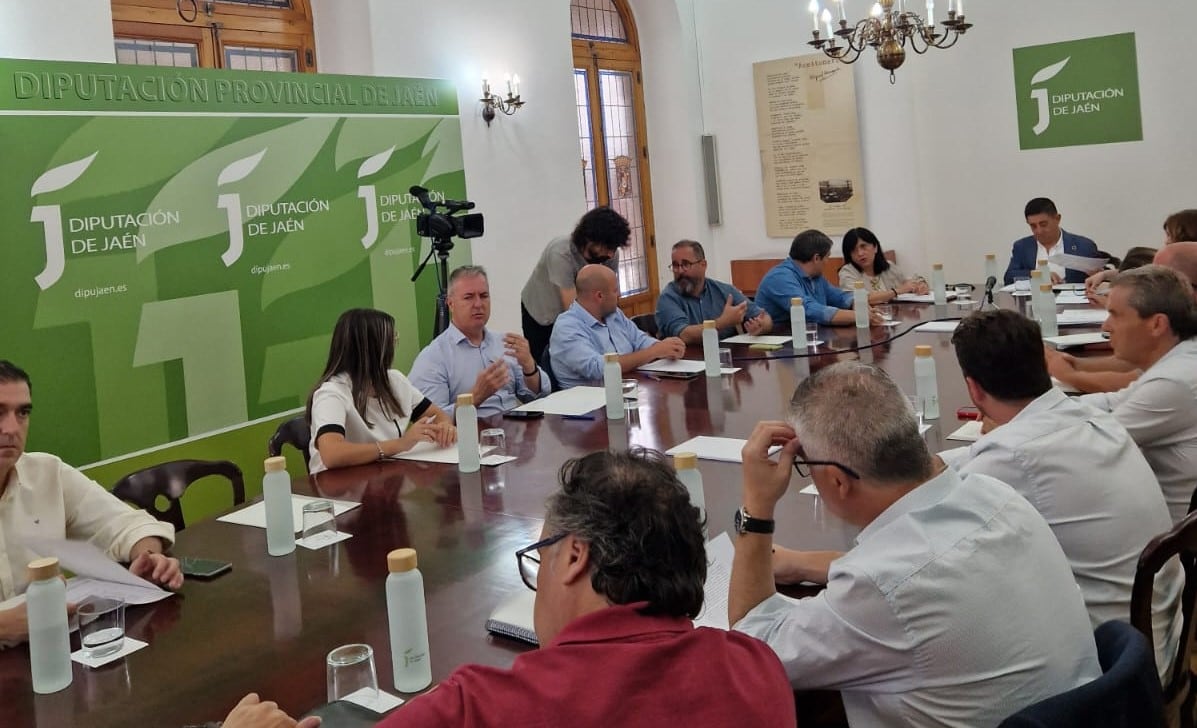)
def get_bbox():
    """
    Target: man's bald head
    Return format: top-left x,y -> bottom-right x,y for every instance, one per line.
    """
1154,243 -> 1197,293
575,264 -> 620,318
